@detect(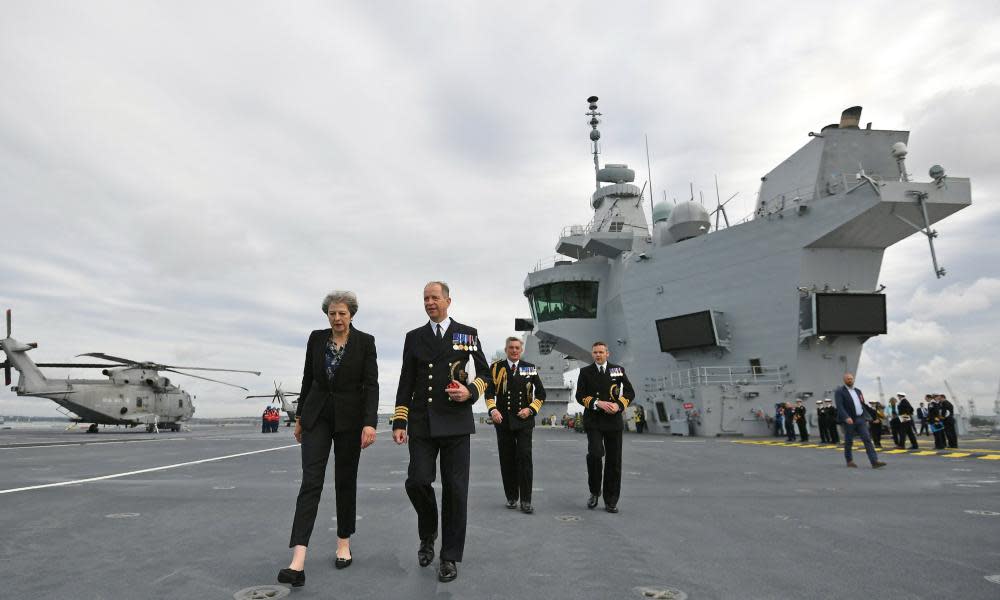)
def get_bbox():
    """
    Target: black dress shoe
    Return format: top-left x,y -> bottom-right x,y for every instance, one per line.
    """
587,494 -> 599,509
418,534 -> 436,568
438,559 -> 458,583
505,499 -> 518,509
605,504 -> 619,513
335,556 -> 353,569
519,501 -> 534,514
277,568 -> 305,587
